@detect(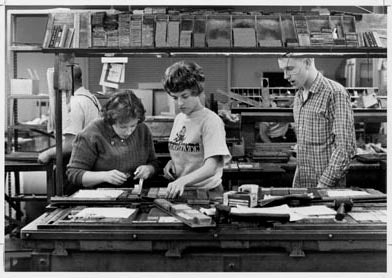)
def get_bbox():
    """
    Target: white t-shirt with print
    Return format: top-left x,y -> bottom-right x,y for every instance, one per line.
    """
168,107 -> 231,190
